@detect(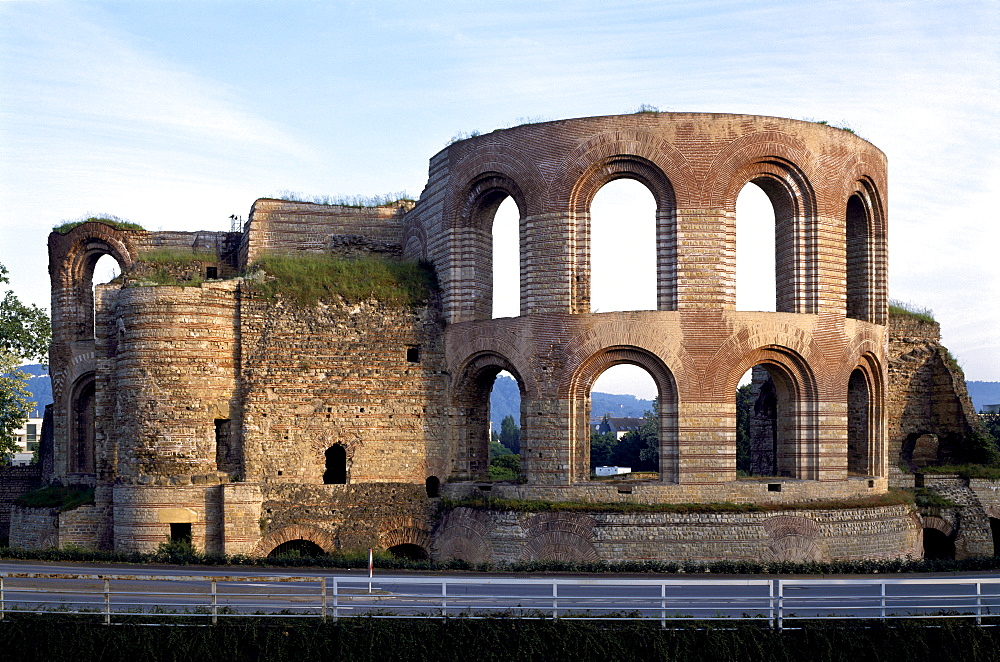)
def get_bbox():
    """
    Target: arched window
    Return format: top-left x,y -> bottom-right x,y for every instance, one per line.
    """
387,543 -> 429,560
323,445 -> 347,484
590,179 -> 657,313
425,476 -> 440,498
846,194 -> 871,321
847,369 -> 871,475
455,357 -> 525,481
492,196 -> 520,318
69,375 -> 96,474
77,251 -> 124,340
588,364 -> 658,477
269,539 -> 325,558
736,363 -> 802,478
736,182 -> 777,312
